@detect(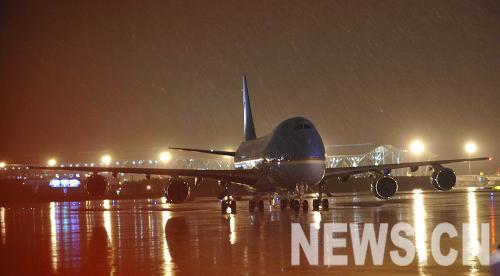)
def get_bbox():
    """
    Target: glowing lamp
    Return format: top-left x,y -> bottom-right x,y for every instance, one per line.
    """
464,142 -> 477,154
48,159 -> 57,167
101,155 -> 112,165
409,140 -> 425,155
159,152 -> 171,162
